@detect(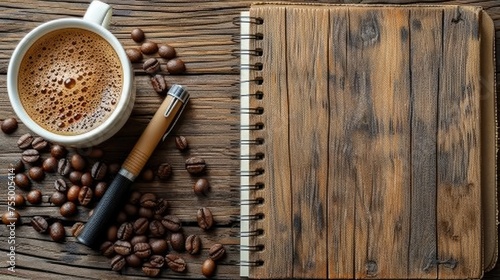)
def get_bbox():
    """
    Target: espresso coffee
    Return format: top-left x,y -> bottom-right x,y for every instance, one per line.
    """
18,28 -> 123,135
